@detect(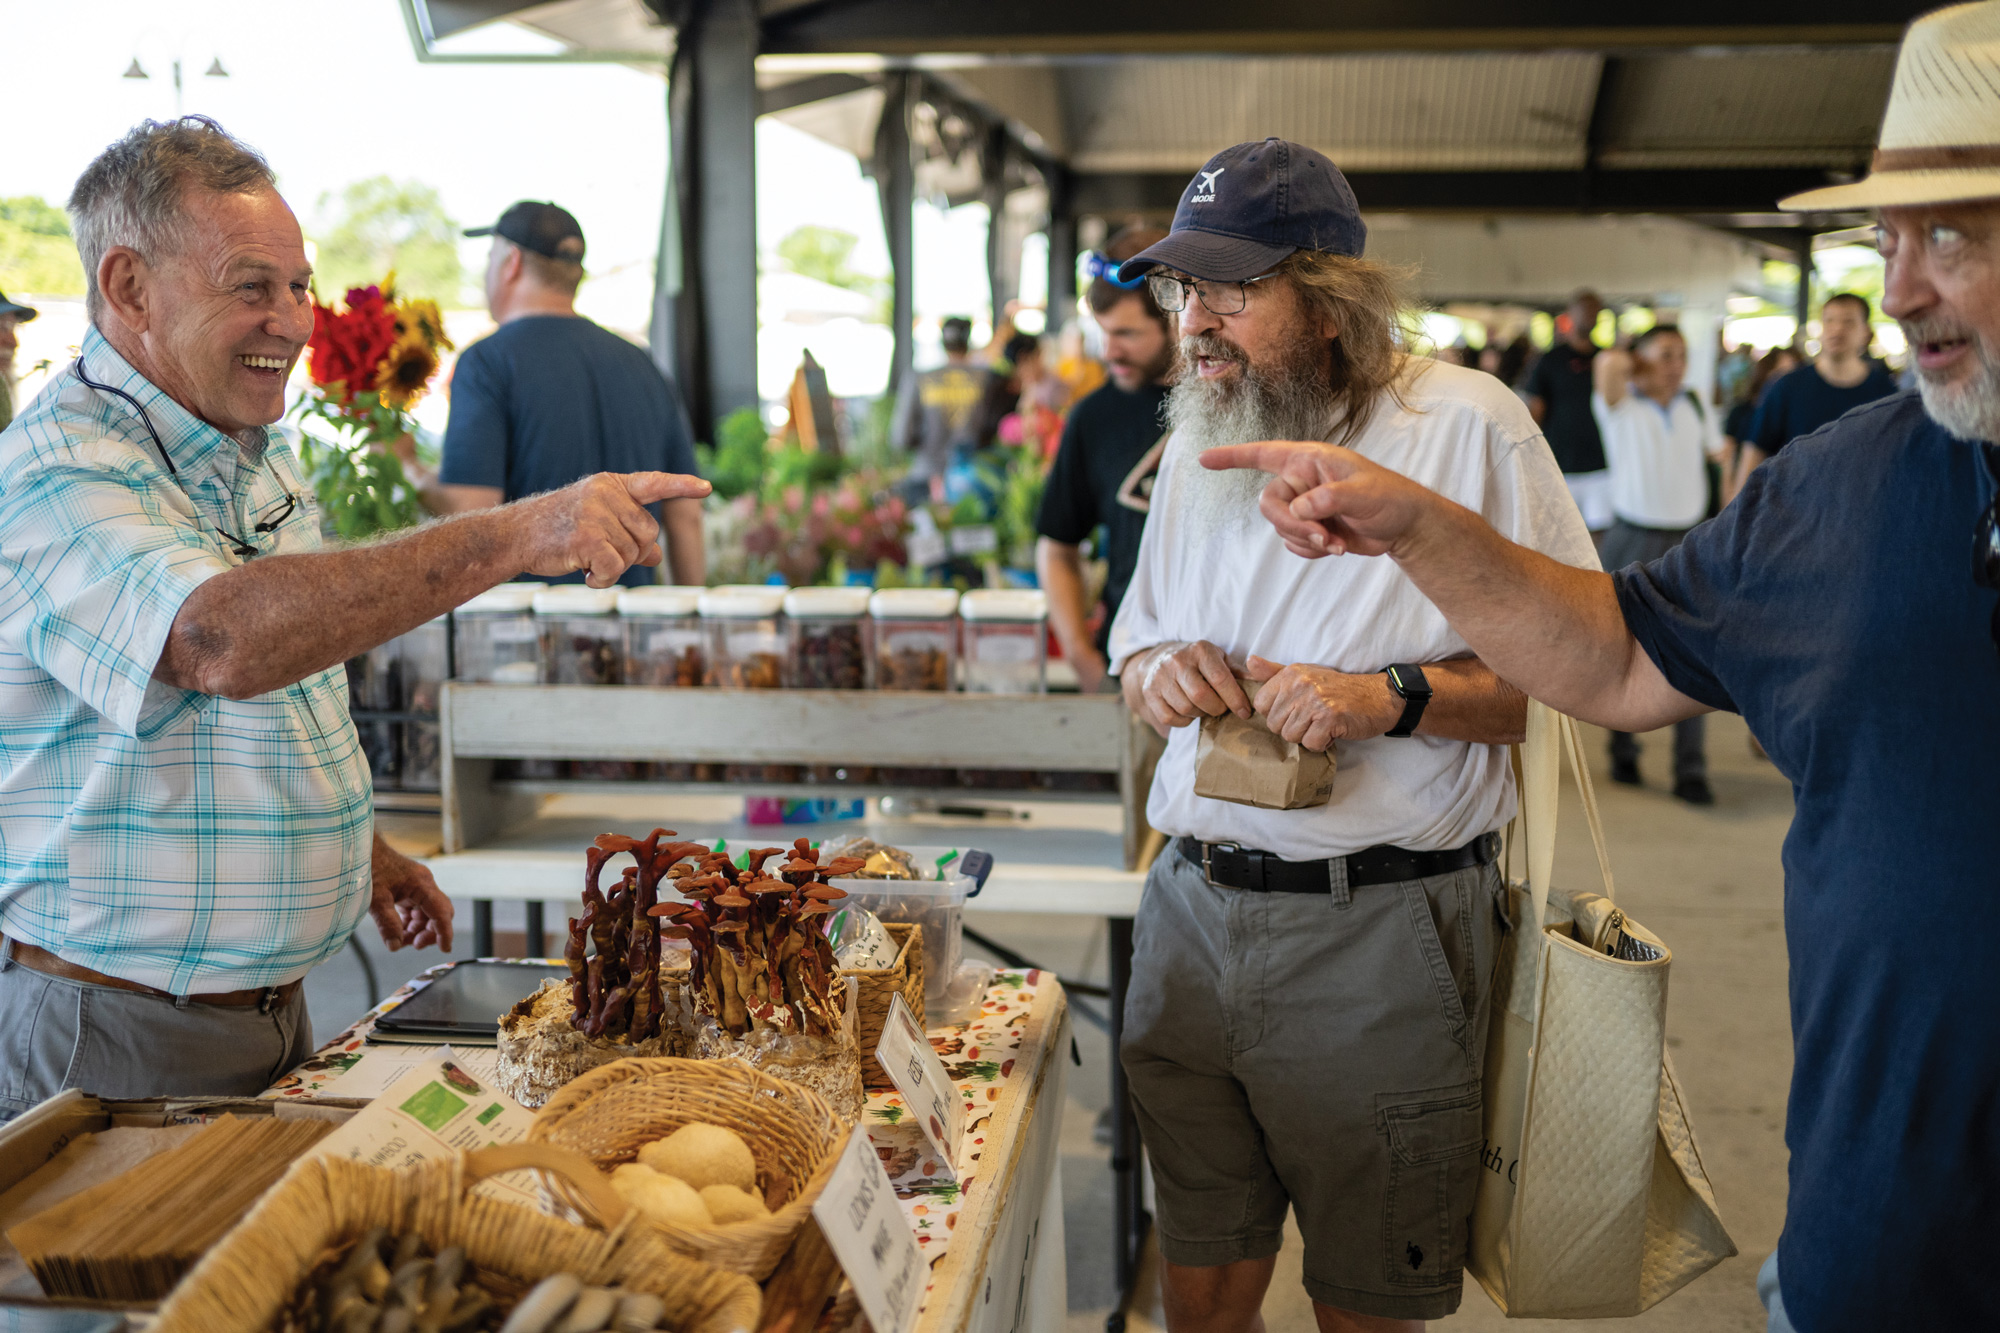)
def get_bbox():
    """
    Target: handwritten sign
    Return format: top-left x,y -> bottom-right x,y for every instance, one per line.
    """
874,991 -> 963,1176
811,1127 -> 927,1333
